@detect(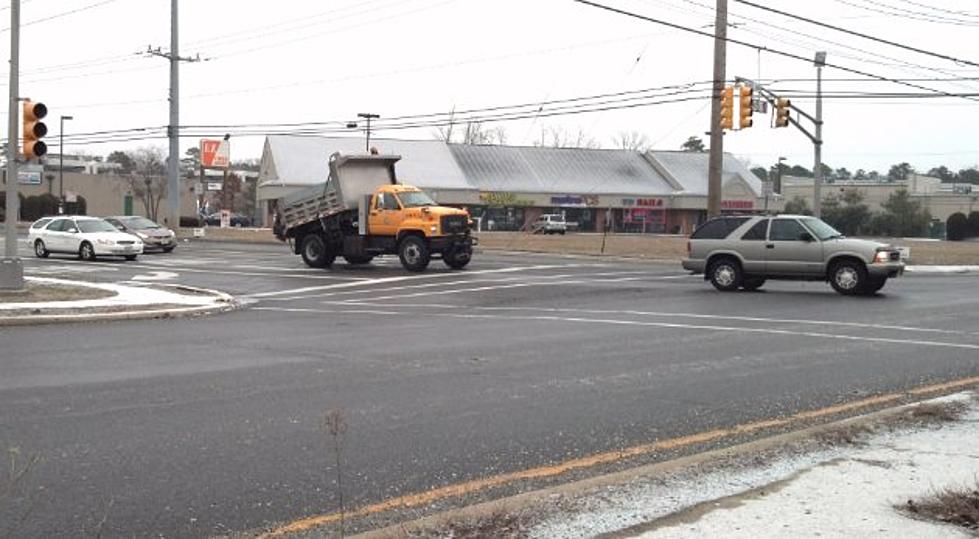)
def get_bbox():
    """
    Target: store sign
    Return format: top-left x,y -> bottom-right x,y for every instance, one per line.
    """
550,195 -> 599,207
624,208 -> 666,224
200,138 -> 230,169
636,198 -> 664,207
479,192 -> 534,207
721,200 -> 754,209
